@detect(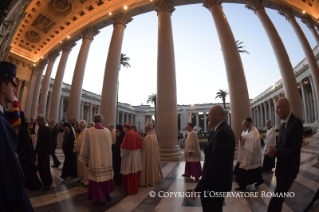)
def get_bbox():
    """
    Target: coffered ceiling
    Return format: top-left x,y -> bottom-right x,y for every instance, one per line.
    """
10,0 -> 319,63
